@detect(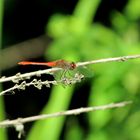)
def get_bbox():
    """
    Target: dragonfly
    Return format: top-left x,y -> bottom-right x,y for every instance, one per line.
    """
18,60 -> 76,70
18,60 -> 91,82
